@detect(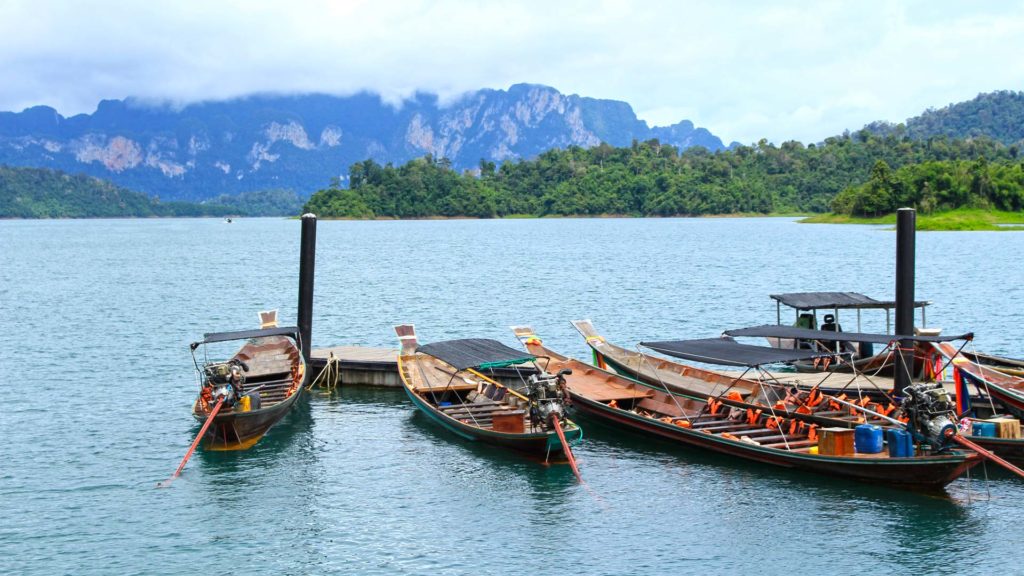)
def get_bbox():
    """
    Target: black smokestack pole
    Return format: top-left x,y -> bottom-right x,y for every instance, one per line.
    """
894,208 -> 916,395
297,213 -> 317,365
